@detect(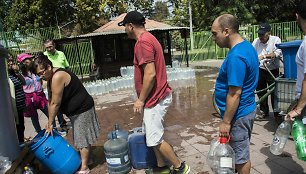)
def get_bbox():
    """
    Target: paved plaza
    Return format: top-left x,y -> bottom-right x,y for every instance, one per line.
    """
23,60 -> 306,174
